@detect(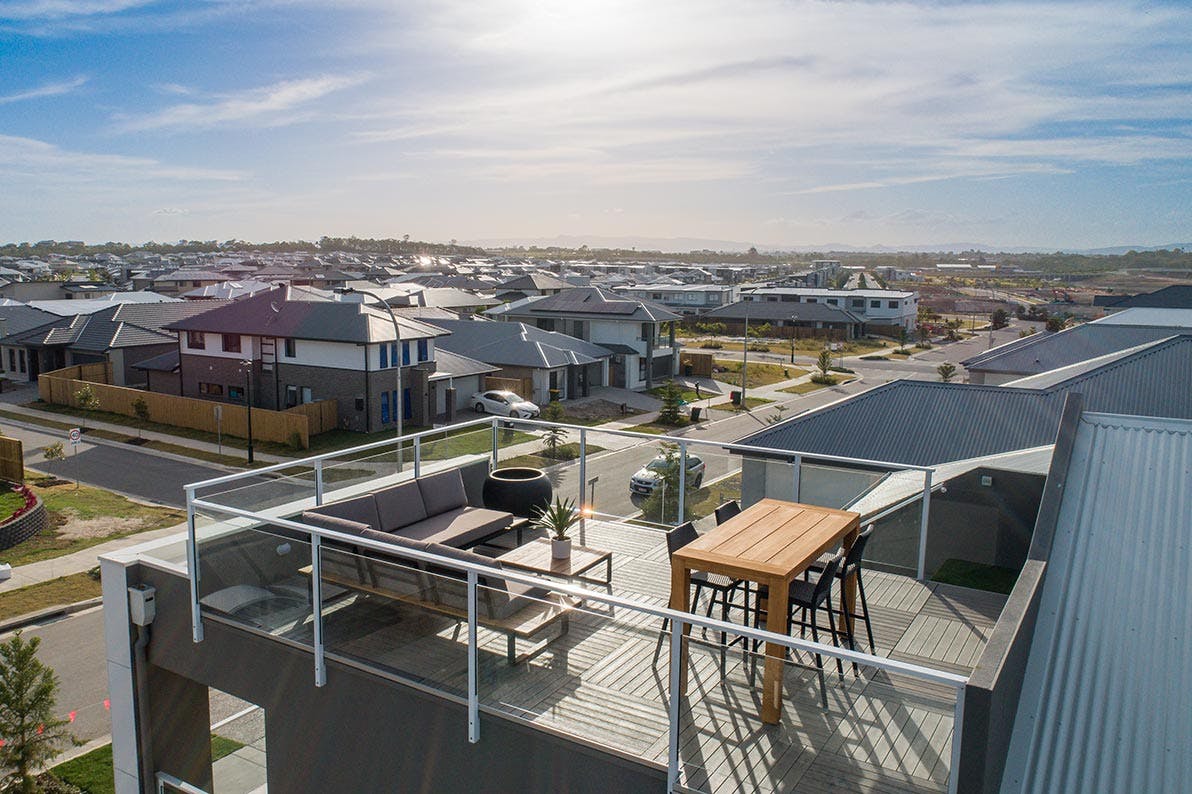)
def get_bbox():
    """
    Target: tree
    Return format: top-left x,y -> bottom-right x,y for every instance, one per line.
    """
815,349 -> 833,379
990,308 -> 1009,330
656,381 -> 684,426
41,443 -> 65,462
0,633 -> 75,793
73,385 -> 99,432
937,362 -> 957,382
1045,316 -> 1066,332
897,326 -> 910,350
131,396 -> 150,439
540,422 -> 568,459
